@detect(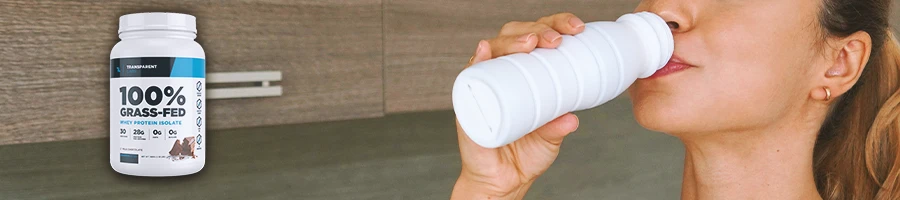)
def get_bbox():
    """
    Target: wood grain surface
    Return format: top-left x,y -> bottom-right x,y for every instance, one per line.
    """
383,0 -> 640,113
0,0 -> 898,145
0,0 -> 383,145
893,0 -> 899,35
383,0 -> 900,113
